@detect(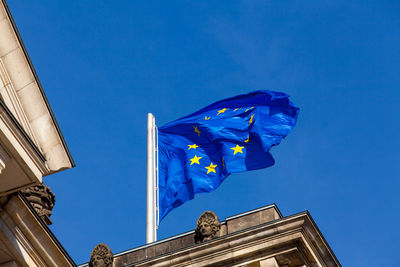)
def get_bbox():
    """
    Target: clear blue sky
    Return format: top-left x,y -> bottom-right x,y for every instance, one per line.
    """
8,1 -> 400,266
